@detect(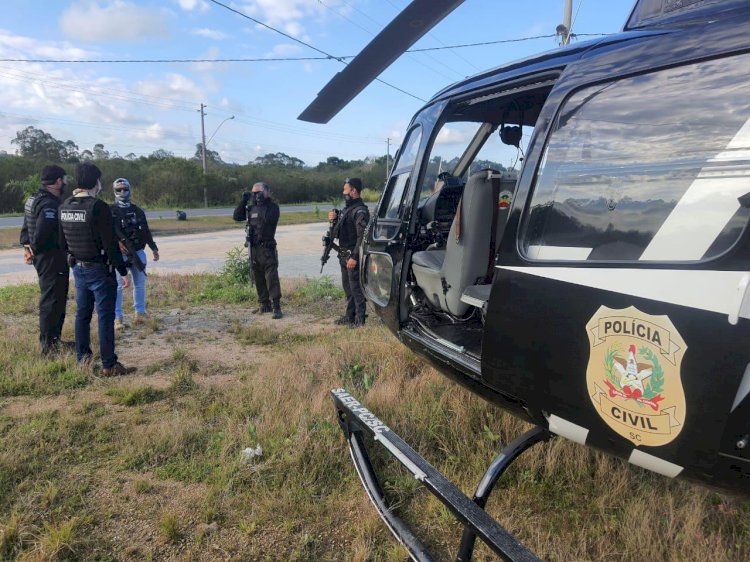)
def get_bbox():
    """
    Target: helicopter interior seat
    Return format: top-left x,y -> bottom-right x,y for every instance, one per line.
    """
411,169 -> 499,317
459,170 -> 519,315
